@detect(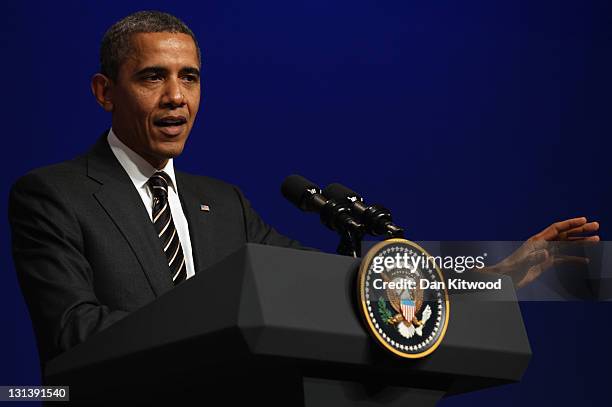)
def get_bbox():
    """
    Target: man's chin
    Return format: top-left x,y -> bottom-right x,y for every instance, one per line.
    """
157,147 -> 185,160
150,142 -> 186,163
